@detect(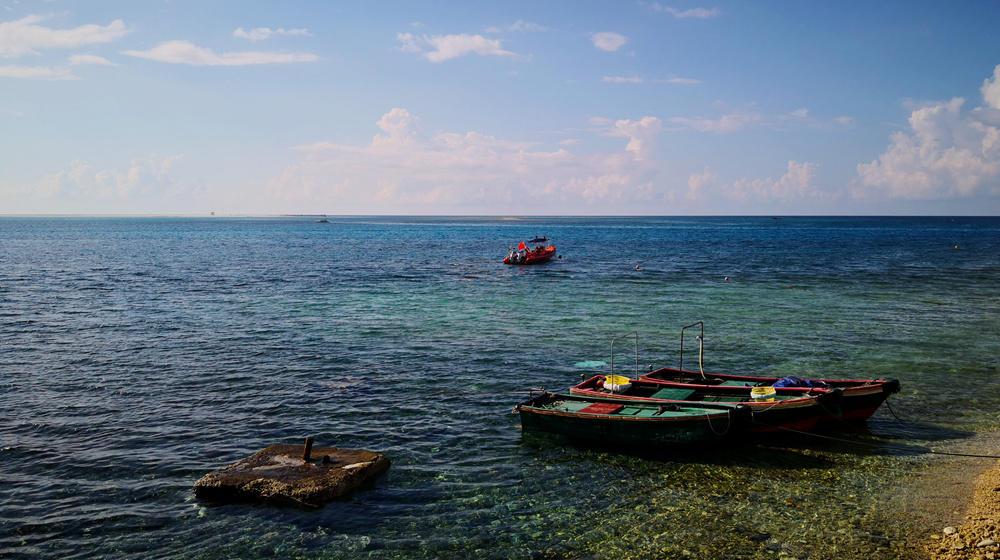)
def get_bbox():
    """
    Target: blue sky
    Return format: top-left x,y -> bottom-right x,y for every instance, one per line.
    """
2,1 -> 1000,216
